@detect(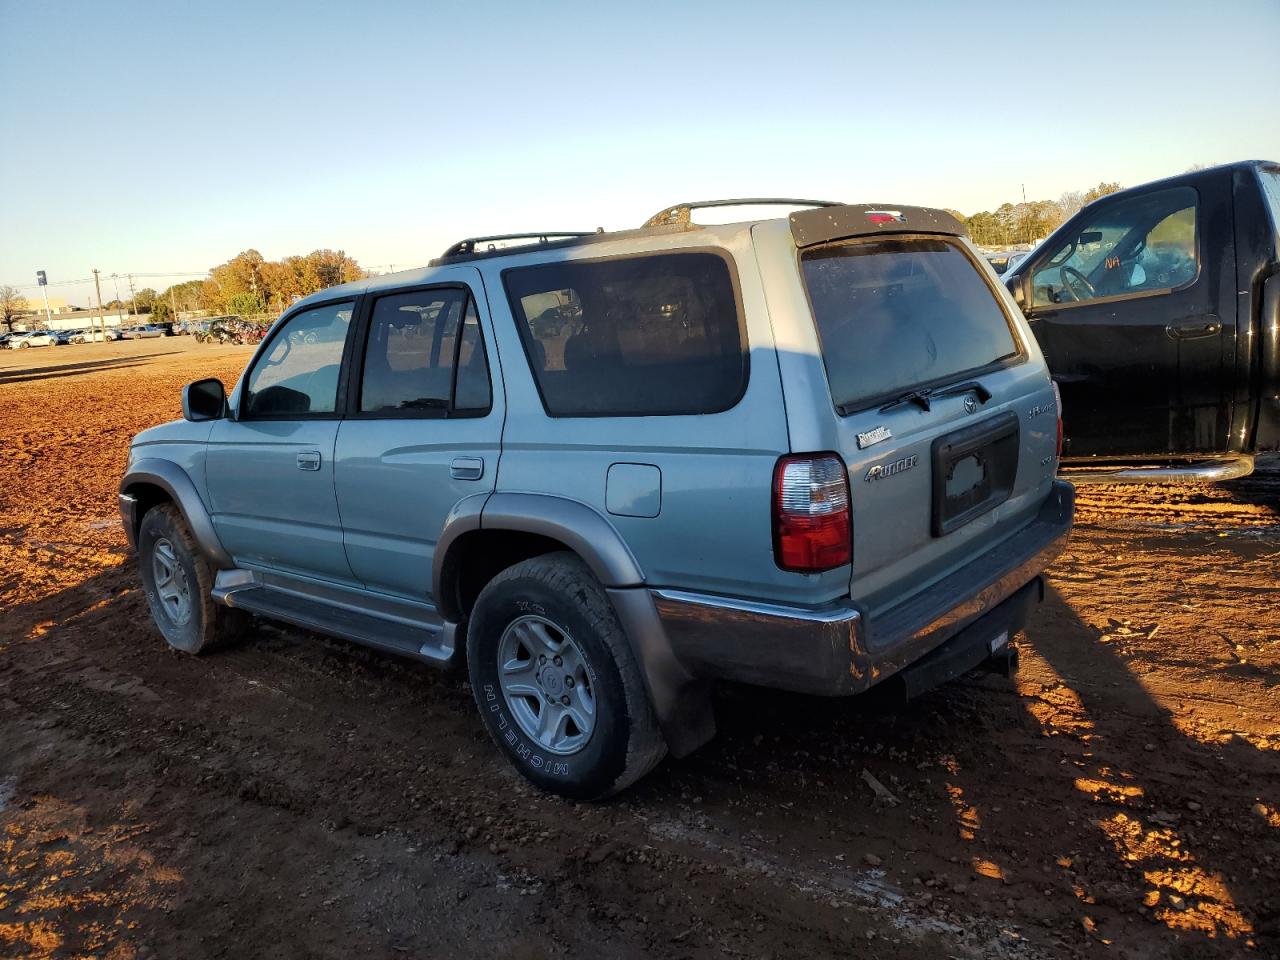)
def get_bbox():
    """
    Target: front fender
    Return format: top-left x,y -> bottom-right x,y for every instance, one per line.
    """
120,458 -> 233,569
